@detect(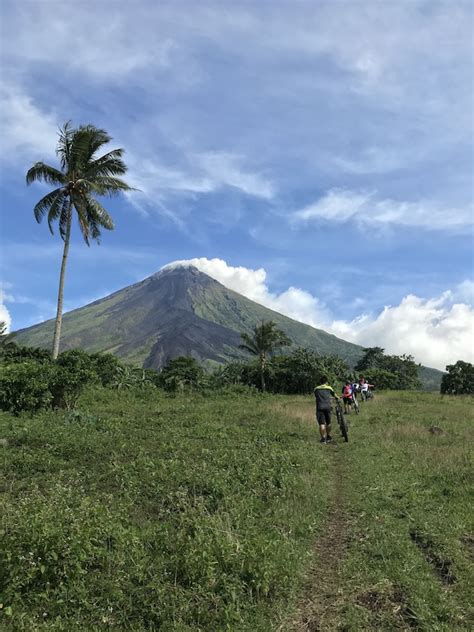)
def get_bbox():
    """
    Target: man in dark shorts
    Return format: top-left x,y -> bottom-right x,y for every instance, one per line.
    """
314,376 -> 339,444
